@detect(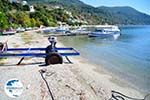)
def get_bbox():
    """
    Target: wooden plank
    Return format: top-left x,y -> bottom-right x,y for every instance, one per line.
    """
0,52 -> 80,57
7,47 -> 73,51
